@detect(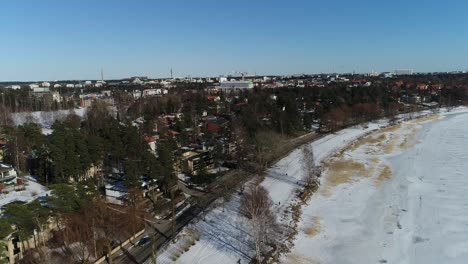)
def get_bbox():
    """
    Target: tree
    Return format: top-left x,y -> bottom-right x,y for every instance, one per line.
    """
240,185 -> 279,263
253,131 -> 283,175
301,144 -> 320,187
